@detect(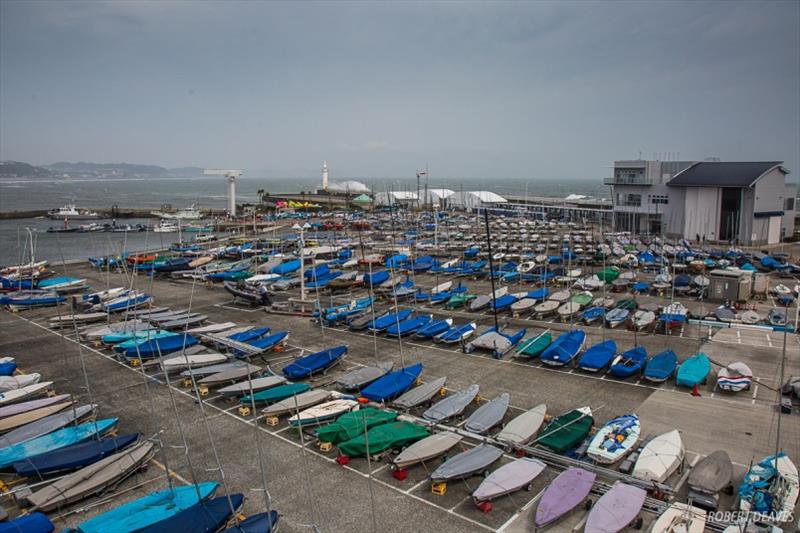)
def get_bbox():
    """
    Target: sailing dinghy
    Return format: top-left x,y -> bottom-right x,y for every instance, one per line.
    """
423,384 -> 479,422
584,482 -> 646,532
392,432 -> 462,470
335,360 -> 393,390
495,404 -> 546,447
632,429 -> 684,483
534,467 -> 596,528
393,377 -> 447,409
282,345 -> 347,379
472,457 -> 546,505
586,414 -> 640,464
429,444 -> 503,482
360,363 -> 423,402
463,393 -> 509,434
